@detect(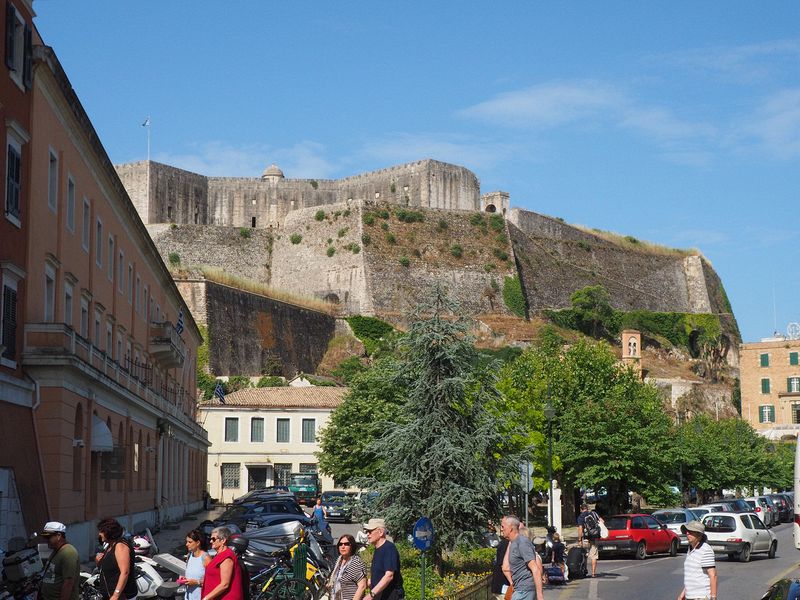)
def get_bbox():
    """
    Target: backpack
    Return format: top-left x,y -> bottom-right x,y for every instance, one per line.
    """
583,511 -> 601,539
